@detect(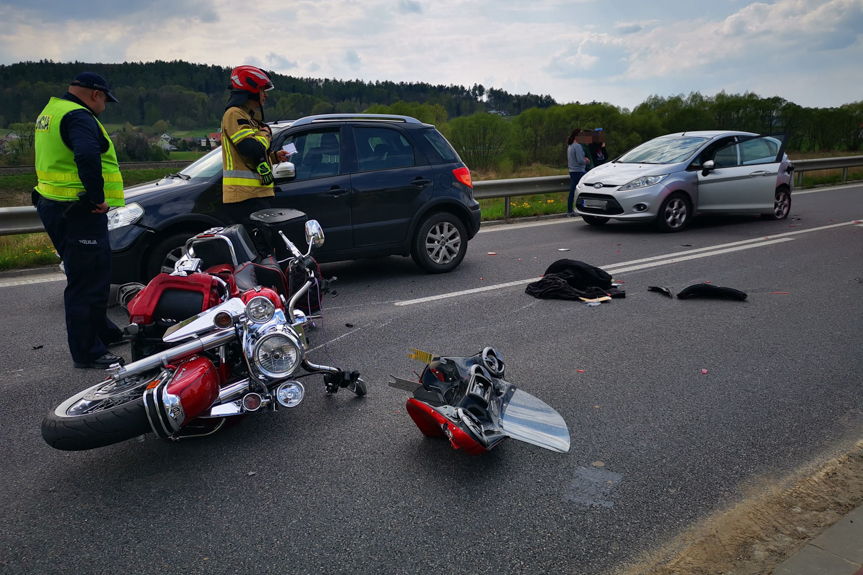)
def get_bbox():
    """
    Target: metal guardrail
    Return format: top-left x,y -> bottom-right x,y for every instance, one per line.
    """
1,156 -> 861,235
